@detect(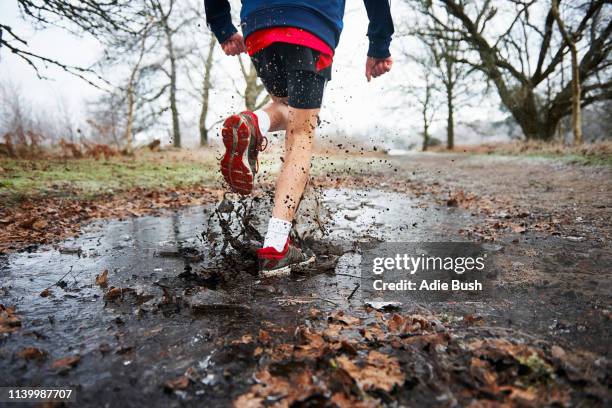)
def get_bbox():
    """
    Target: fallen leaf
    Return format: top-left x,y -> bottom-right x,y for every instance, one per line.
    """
387,314 -> 405,332
510,224 -> 527,234
470,357 -> 497,388
329,311 -> 360,326
51,355 -> 80,371
95,269 -> 109,287
360,325 -> 385,342
258,329 -> 271,345
0,304 -> 21,334
232,334 -> 253,345
294,327 -> 326,360
336,351 -> 404,392
323,323 -> 344,339
164,375 -> 190,391
499,386 -> 537,405
32,219 -> 48,230
103,286 -> 133,300
233,393 -> 264,408
18,347 -> 46,361
464,314 -> 485,326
